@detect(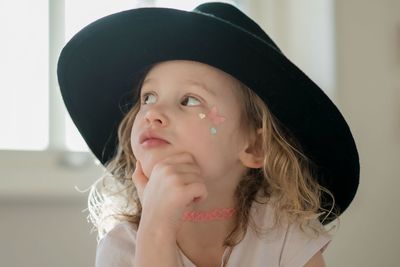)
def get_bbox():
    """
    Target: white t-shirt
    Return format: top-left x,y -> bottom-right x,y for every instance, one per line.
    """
95,200 -> 331,267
